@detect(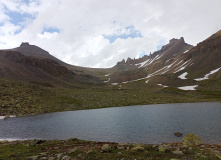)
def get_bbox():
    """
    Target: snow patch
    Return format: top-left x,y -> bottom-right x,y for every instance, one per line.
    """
111,83 -> 118,85
157,84 -> 168,88
175,60 -> 183,66
145,80 -> 149,83
0,138 -> 30,142
135,59 -> 150,68
174,59 -> 191,73
0,115 -> 16,120
178,85 -> 198,91
194,67 -> 221,81
0,116 -> 5,120
104,78 -> 110,83
184,50 -> 189,53
105,73 -> 110,77
178,72 -> 188,79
